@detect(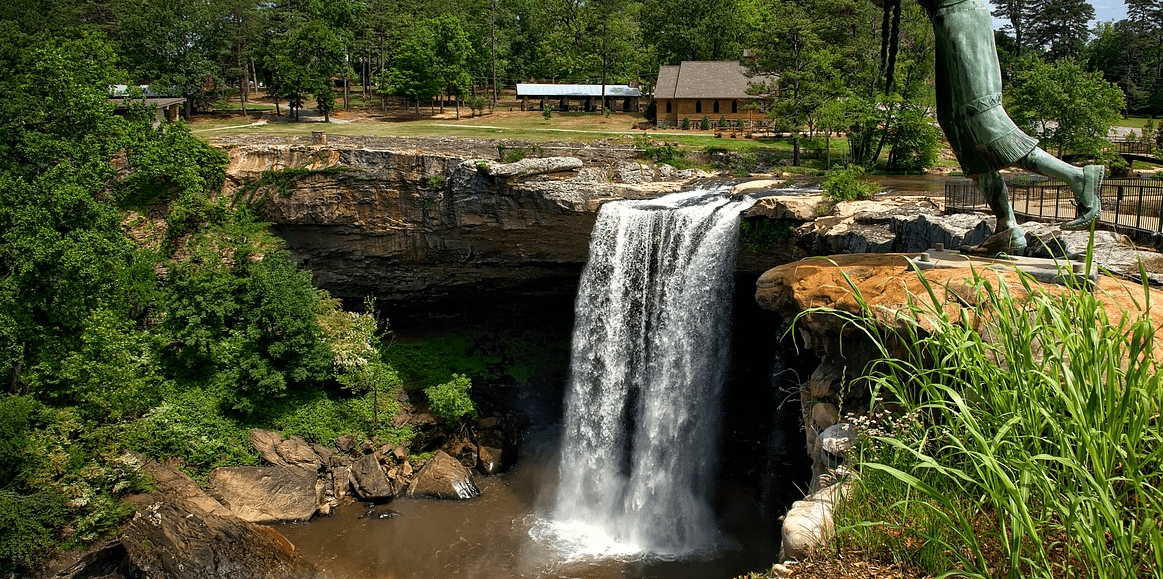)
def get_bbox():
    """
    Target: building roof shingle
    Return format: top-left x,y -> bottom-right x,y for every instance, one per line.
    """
654,61 -> 776,100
